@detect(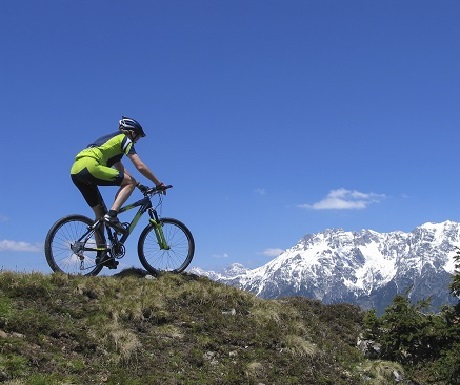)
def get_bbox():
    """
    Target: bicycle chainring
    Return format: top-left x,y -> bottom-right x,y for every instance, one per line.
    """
112,243 -> 126,258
